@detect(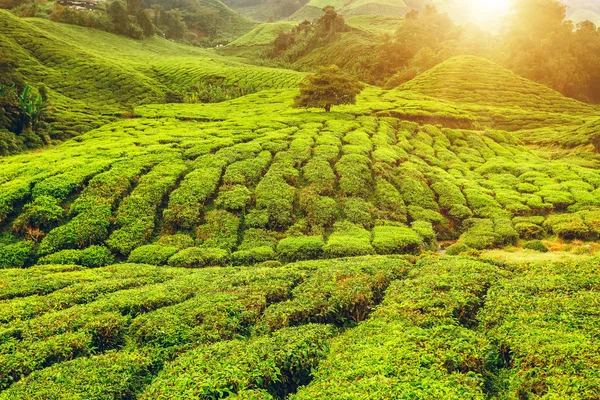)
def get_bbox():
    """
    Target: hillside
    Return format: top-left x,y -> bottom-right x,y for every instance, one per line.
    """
1,84 -> 600,270
228,21 -> 296,46
287,0 -> 409,21
397,56 -> 592,113
0,10 -> 303,149
2,10 -> 600,400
